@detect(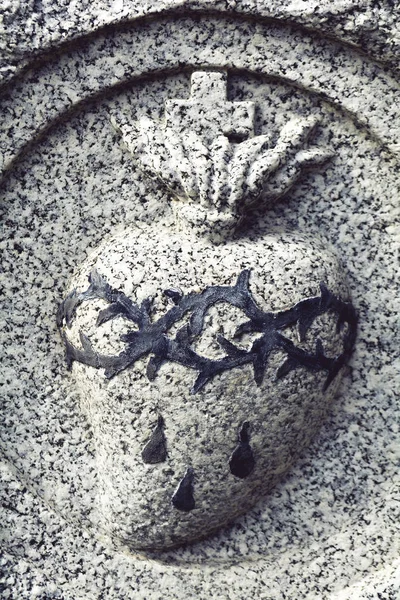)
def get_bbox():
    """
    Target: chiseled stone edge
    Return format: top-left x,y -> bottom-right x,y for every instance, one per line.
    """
2,2 -> 400,84
1,11 -> 400,183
